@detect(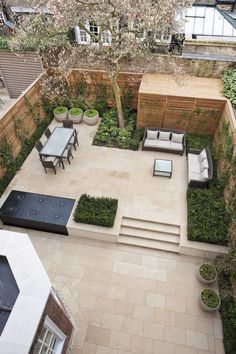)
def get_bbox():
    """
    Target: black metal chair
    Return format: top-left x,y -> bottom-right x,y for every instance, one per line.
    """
35,141 -> 45,161
68,130 -> 79,151
61,145 -> 73,165
41,157 -> 60,175
44,128 -> 52,139
63,120 -> 73,128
